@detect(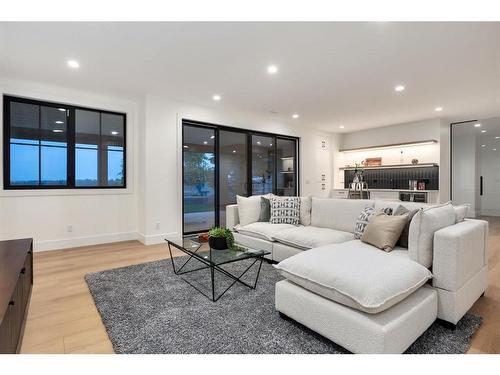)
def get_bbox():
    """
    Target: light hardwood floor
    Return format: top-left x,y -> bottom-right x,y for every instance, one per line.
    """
20,217 -> 500,354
